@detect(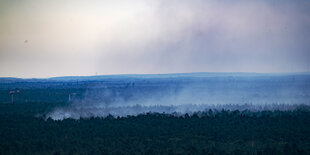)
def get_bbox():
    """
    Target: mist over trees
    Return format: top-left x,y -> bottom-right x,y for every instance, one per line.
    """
1,102 -> 310,154
0,73 -> 310,154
